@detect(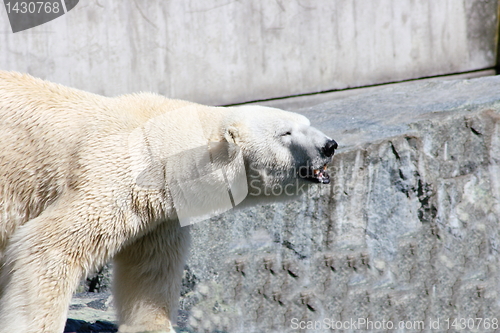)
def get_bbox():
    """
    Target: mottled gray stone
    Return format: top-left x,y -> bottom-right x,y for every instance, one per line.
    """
183,76 -> 500,333
71,76 -> 500,333
68,292 -> 116,324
